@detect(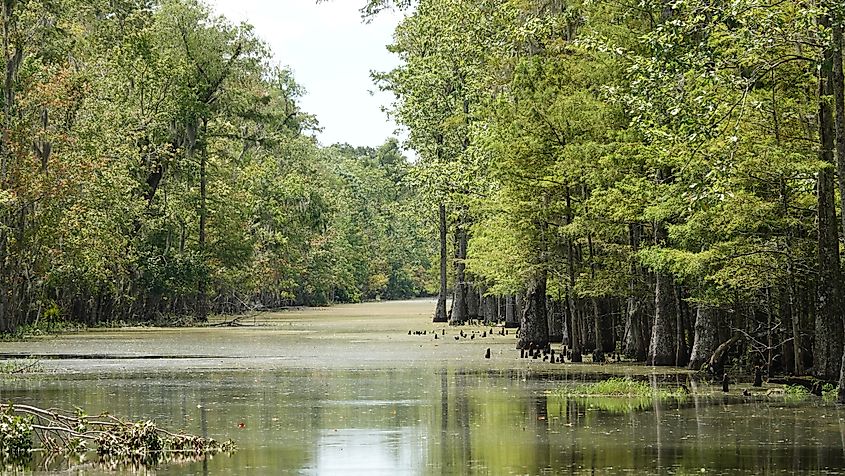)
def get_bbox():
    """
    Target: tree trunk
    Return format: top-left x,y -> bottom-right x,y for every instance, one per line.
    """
674,286 -> 689,367
197,118 -> 209,322
592,297 -> 603,360
504,295 -> 519,328
482,293 -> 497,323
832,19 -> 845,401
517,269 -> 549,350
648,269 -> 677,366
466,282 -> 481,320
449,223 -> 468,325
623,224 -> 648,360
688,306 -> 718,370
568,294 -> 583,362
433,203 -> 448,322
547,298 -> 563,343
814,28 -> 844,380
564,186 -> 582,361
